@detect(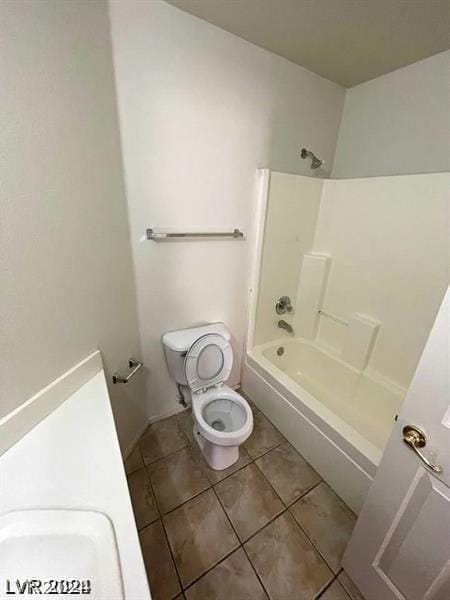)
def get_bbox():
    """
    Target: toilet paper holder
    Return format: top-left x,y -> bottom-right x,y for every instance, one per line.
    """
113,358 -> 143,384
